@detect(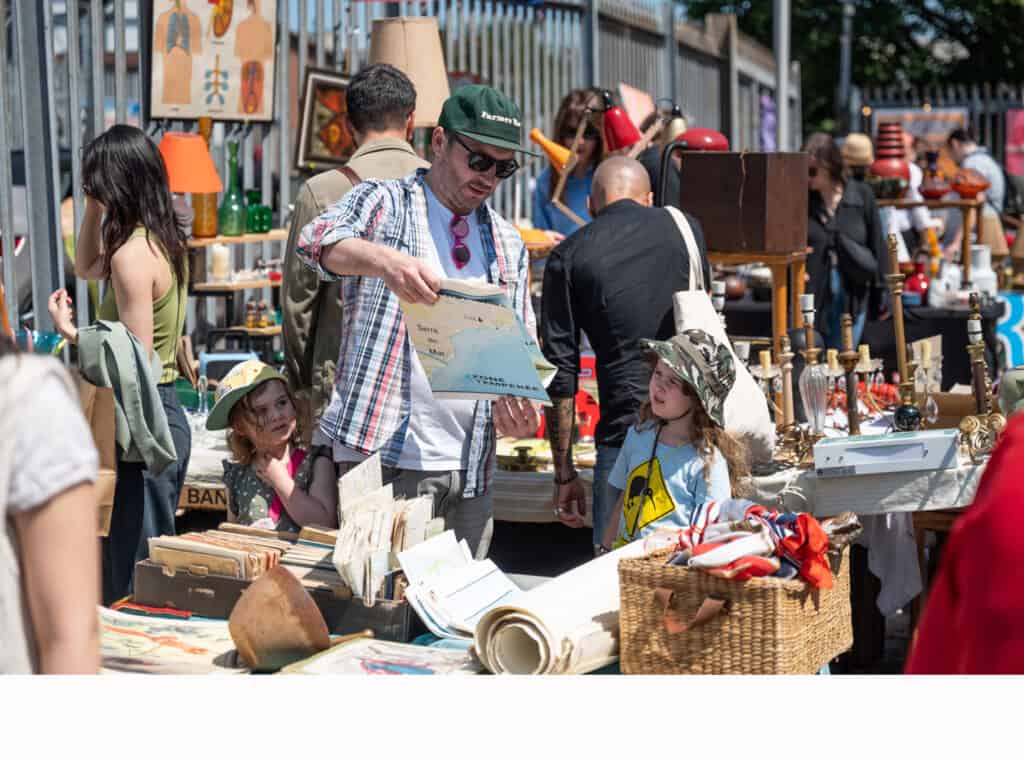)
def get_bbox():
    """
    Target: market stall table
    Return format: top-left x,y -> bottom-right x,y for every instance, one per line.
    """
723,294 -> 1004,388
